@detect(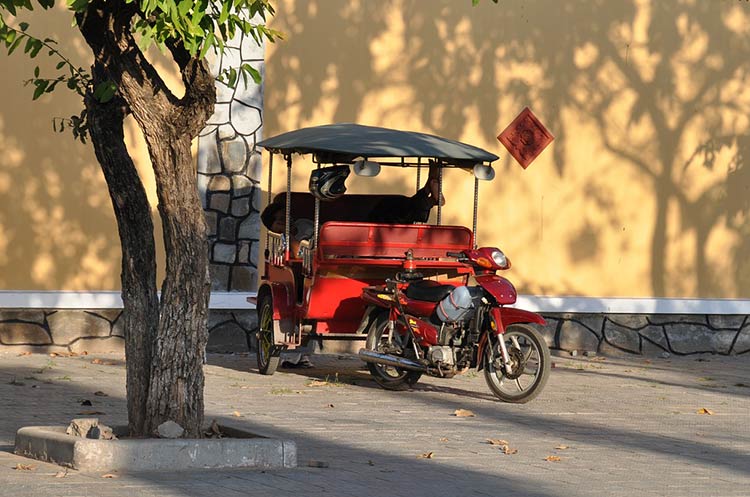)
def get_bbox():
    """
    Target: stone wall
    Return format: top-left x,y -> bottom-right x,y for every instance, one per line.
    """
0,309 -> 256,355
197,31 -> 264,293
539,313 -> 750,357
